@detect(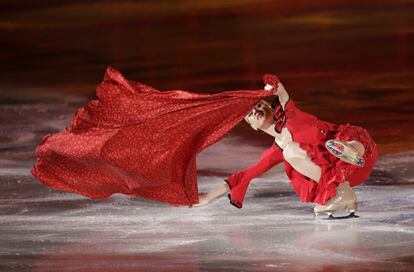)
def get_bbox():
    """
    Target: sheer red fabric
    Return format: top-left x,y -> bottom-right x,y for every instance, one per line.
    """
31,66 -> 272,206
